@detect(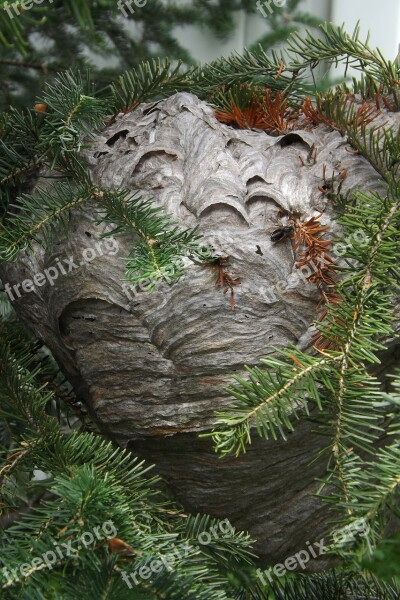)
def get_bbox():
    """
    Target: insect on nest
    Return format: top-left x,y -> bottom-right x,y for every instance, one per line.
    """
270,210 -> 297,243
